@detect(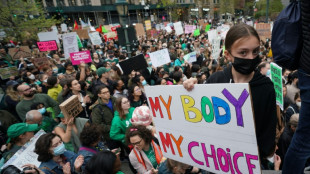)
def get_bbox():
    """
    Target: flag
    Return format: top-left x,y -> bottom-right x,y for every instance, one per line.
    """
205,24 -> 211,32
74,20 -> 78,30
102,26 -> 108,33
87,18 -> 91,27
77,35 -> 83,48
194,29 -> 200,37
96,25 -> 102,33
81,20 -> 88,29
